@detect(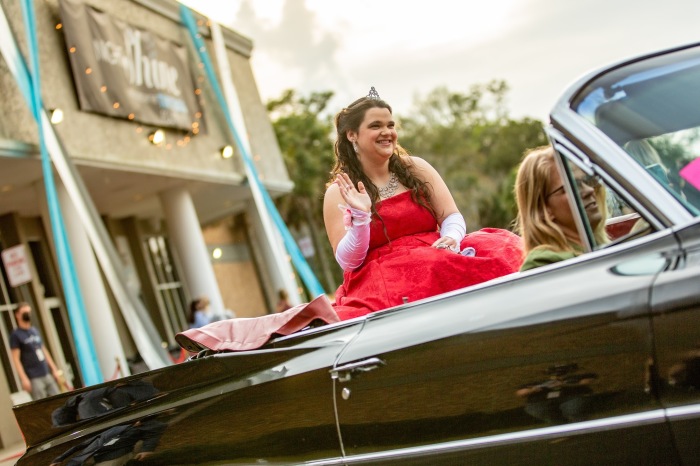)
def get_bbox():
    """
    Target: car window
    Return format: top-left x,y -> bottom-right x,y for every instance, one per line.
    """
571,46 -> 700,217
645,132 -> 700,211
557,156 -> 654,251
